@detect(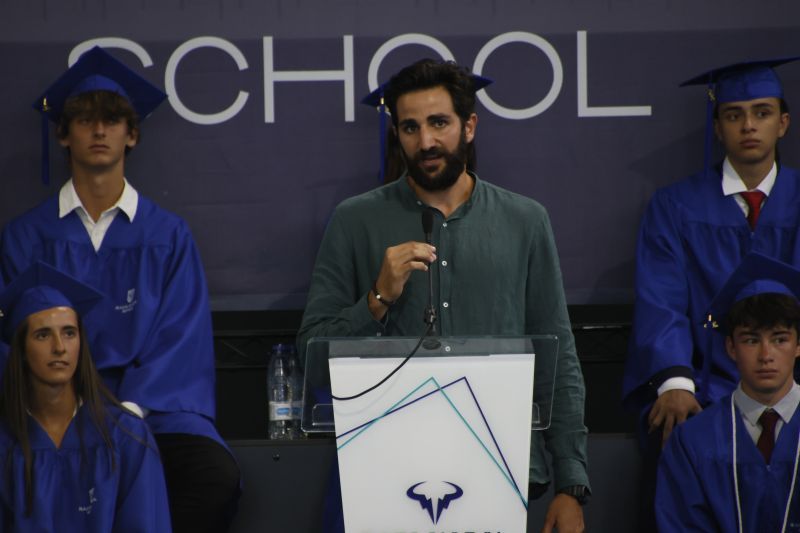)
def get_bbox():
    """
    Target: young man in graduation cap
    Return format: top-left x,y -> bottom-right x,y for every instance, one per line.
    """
656,252 -> 800,532
0,46 -> 240,532
298,58 -> 589,533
